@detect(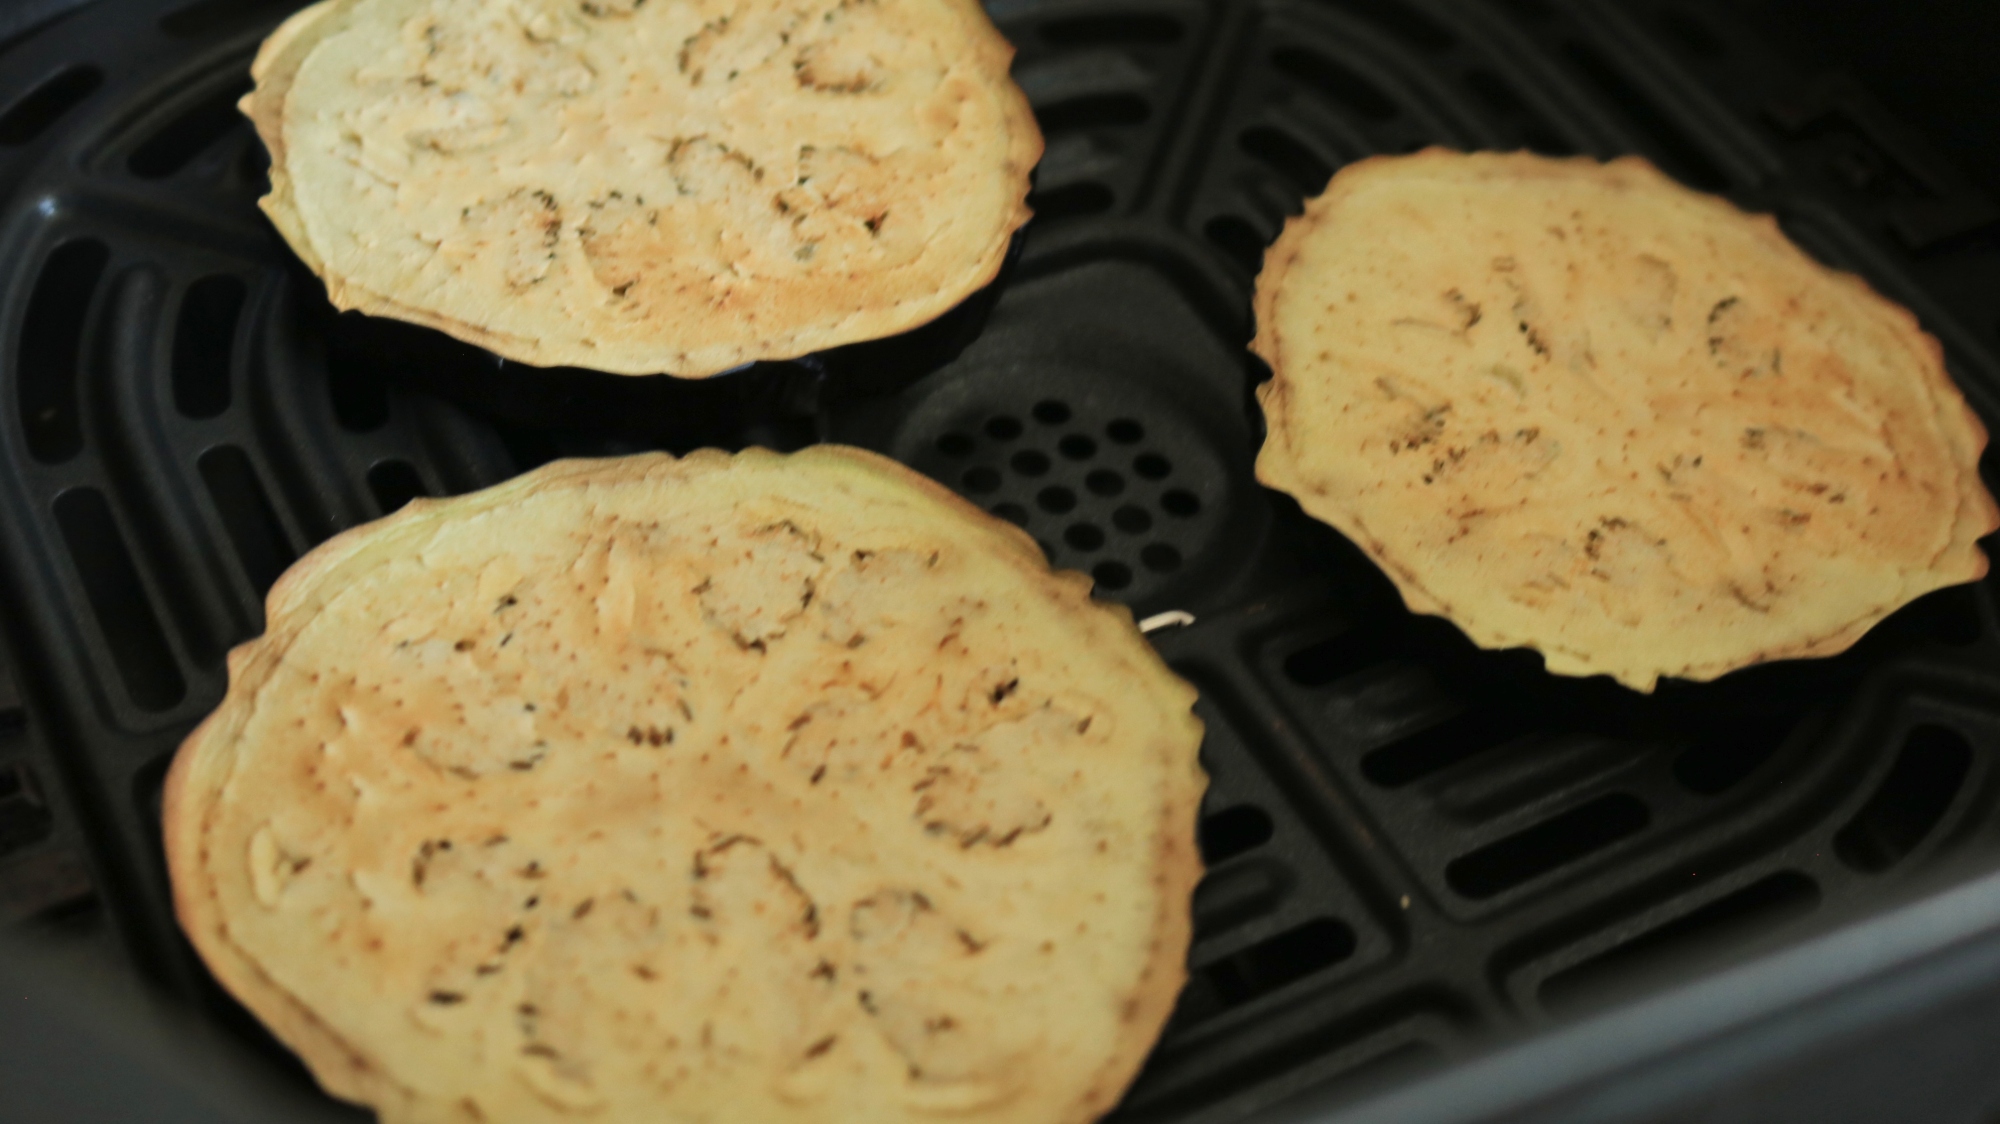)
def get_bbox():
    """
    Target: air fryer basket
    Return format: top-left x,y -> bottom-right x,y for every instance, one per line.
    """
4,0 -> 2000,1120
